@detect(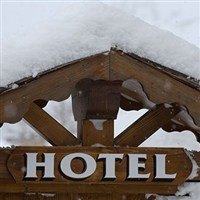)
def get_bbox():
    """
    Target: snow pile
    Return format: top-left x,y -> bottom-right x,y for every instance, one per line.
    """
176,183 -> 200,200
2,3 -> 200,87
90,120 -> 106,131
156,183 -> 200,200
185,151 -> 200,180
